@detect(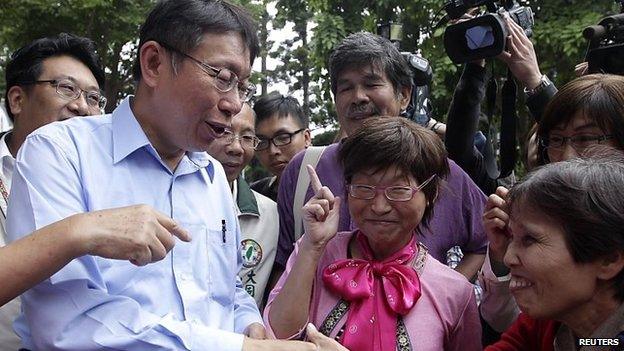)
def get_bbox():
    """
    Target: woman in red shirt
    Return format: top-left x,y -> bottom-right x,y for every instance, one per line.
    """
485,155 -> 624,350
